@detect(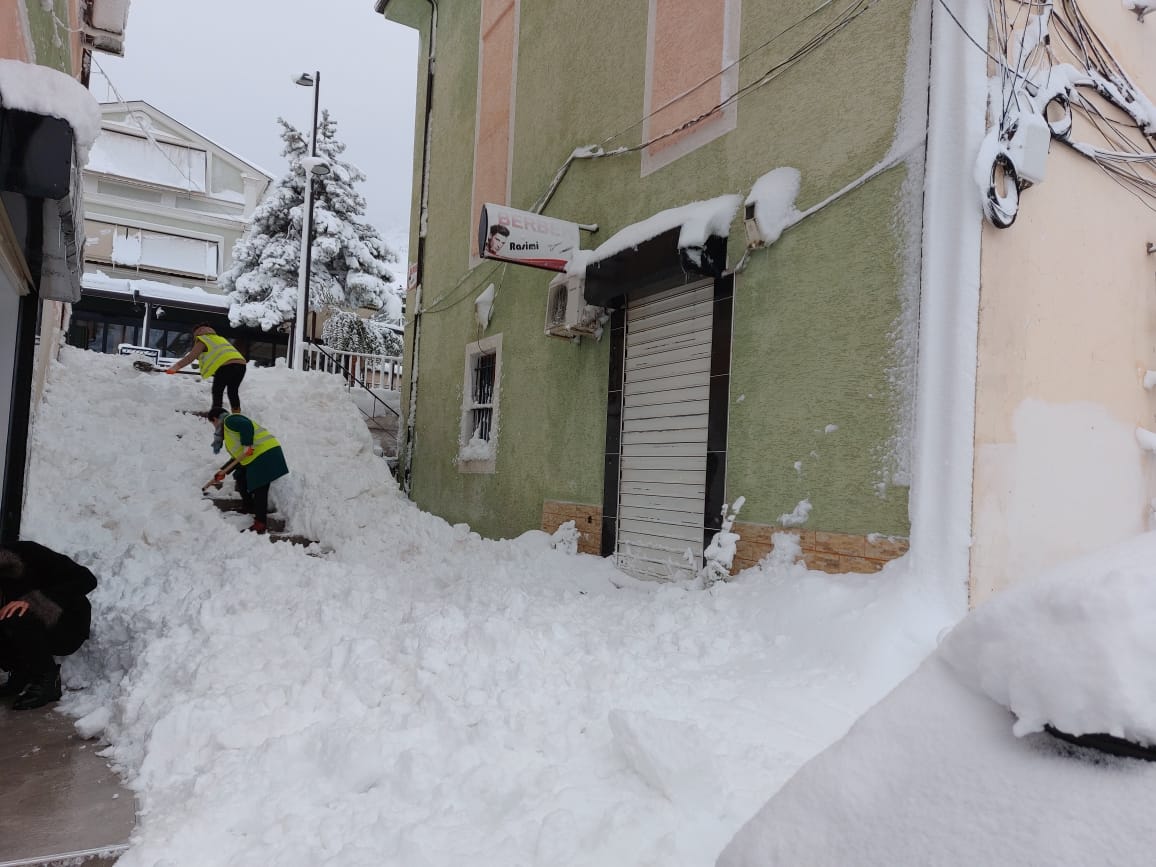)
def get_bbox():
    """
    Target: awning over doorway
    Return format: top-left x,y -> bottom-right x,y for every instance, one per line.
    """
578,193 -> 741,306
